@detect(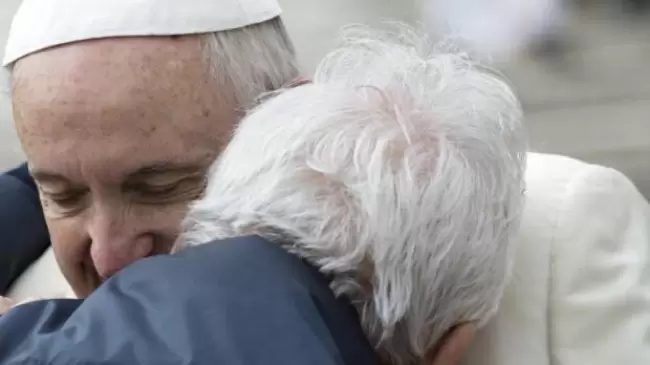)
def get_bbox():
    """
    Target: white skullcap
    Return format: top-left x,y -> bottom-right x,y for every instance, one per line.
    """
2,0 -> 282,66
